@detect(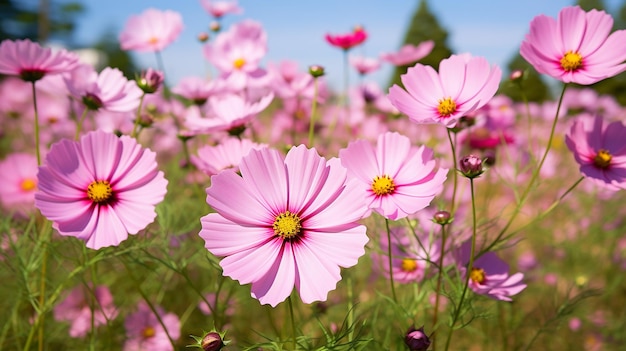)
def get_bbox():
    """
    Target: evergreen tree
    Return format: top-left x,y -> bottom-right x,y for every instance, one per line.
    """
576,0 -> 606,11
388,0 -> 453,88
0,0 -> 83,43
